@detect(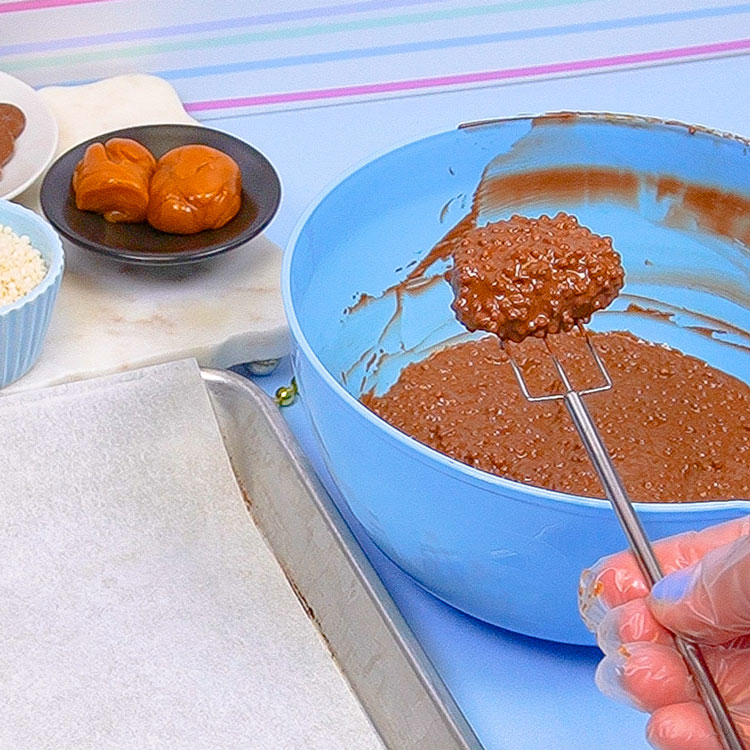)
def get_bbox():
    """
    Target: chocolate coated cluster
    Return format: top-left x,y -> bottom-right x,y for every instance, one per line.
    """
450,212 -> 624,342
